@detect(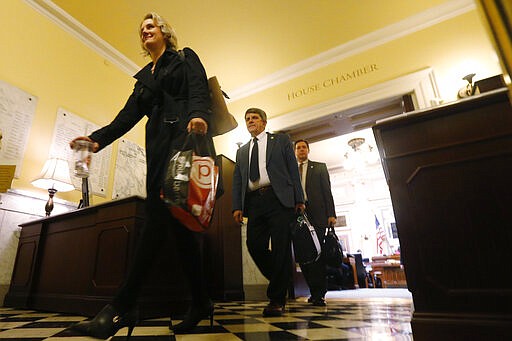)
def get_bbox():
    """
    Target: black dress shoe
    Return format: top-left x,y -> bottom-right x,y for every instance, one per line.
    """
171,300 -> 214,334
71,304 -> 138,340
311,297 -> 326,306
262,302 -> 285,317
